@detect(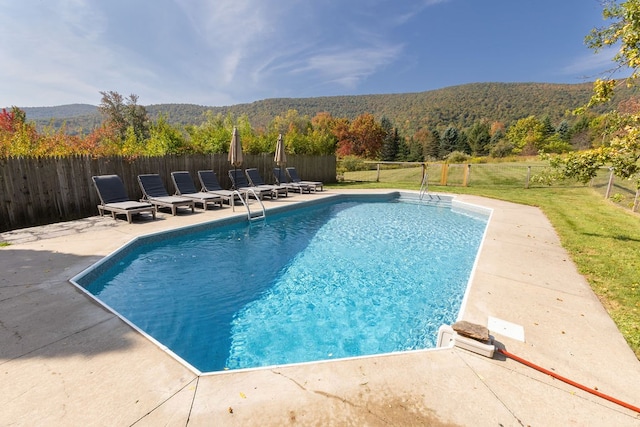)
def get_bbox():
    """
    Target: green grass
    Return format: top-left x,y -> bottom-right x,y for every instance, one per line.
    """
329,173 -> 640,358
0,242 -> 10,247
